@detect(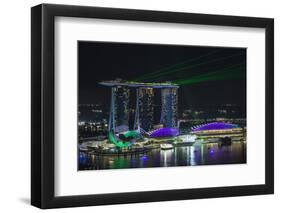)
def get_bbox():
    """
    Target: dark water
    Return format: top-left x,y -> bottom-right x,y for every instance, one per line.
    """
79,141 -> 246,170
